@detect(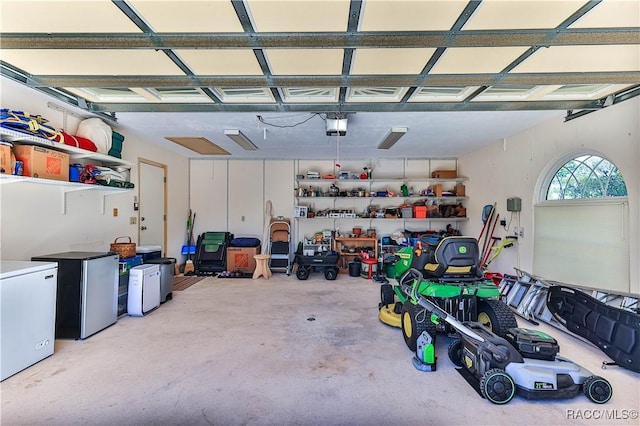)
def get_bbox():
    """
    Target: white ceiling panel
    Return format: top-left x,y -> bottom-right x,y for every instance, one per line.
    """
570,0 -> 640,28
540,84 -> 632,100
463,0 -> 587,30
64,88 -> 148,103
247,0 -> 350,32
430,47 -> 530,74
351,48 -> 436,74
408,86 -> 480,103
346,87 -> 409,103
128,0 -> 243,32
0,50 -> 184,75
513,45 -> 640,73
282,88 -> 339,103
359,0 -> 468,31
265,49 -> 344,75
0,0 -> 141,33
176,50 -> 263,75
212,87 -> 276,103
